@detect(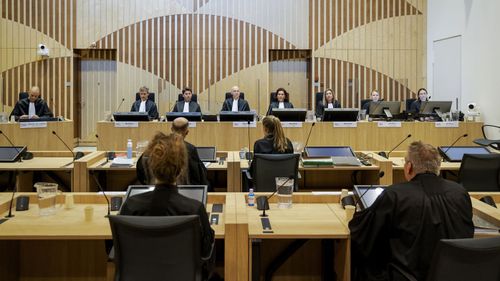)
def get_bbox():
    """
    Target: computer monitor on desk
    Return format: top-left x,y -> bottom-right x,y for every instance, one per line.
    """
438,146 -> 491,162
113,112 -> 150,121
322,108 -> 359,122
196,147 -> 217,162
123,185 -> 208,207
165,112 -> 202,122
369,101 -> 401,118
420,101 -> 452,116
271,108 -> 307,122
18,117 -> 60,122
219,111 -> 255,122
0,146 -> 27,162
